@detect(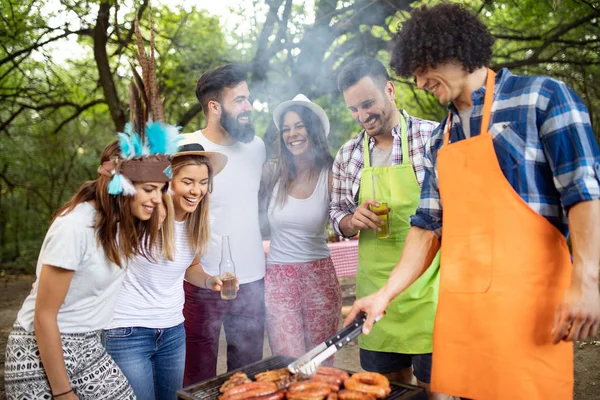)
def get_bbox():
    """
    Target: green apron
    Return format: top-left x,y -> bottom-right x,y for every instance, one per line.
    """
357,114 -> 440,354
